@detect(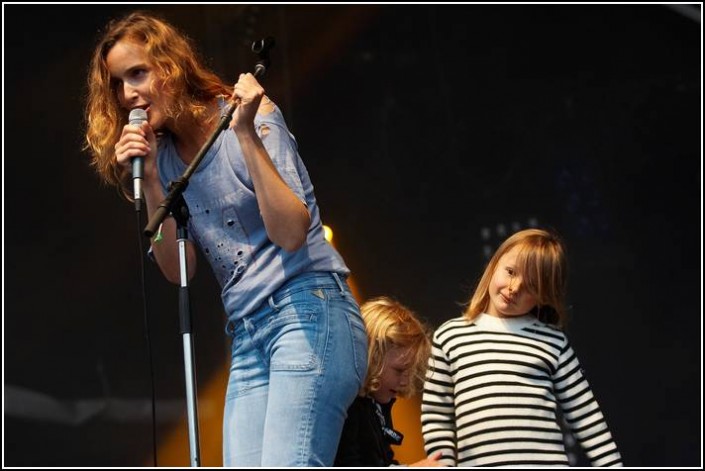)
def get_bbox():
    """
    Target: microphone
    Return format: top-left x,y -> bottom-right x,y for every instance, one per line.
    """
128,108 -> 148,212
